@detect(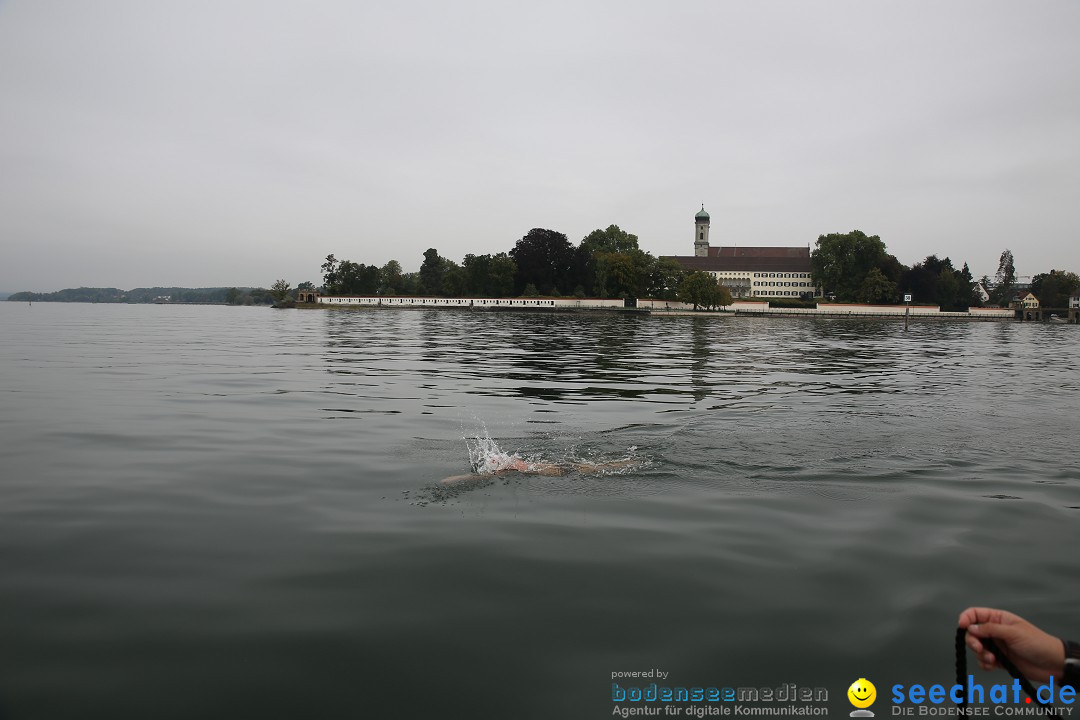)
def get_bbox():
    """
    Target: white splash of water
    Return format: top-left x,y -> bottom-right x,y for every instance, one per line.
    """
465,430 -> 523,475
463,426 -> 649,478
